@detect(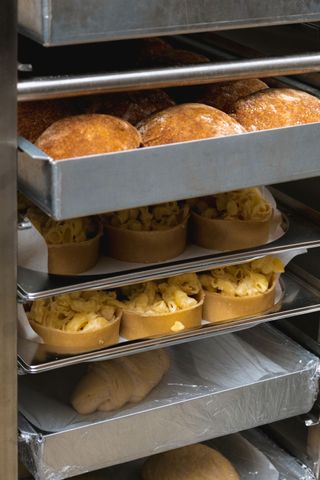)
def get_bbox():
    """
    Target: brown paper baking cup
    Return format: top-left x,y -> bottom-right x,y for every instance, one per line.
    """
191,209 -> 273,251
121,293 -> 204,340
47,230 -> 101,275
29,311 -> 121,355
203,277 -> 277,323
105,218 -> 188,263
